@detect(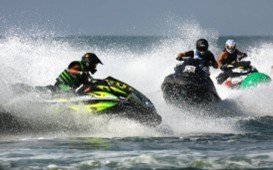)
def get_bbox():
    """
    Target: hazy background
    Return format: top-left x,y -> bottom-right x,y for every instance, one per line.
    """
1,0 -> 273,36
